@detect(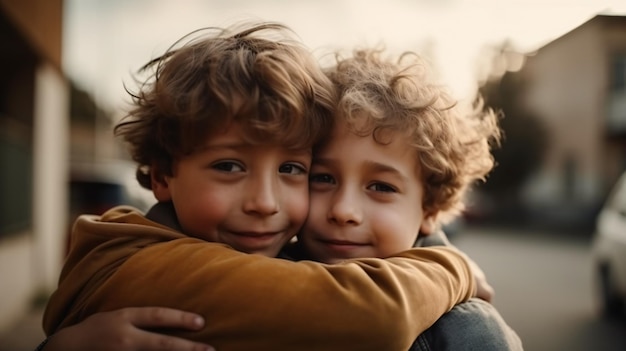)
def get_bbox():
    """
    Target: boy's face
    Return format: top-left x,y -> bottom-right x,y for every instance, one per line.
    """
301,120 -> 436,264
152,122 -> 311,257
